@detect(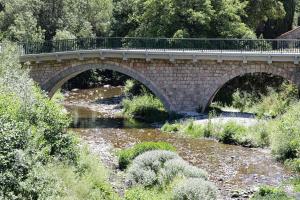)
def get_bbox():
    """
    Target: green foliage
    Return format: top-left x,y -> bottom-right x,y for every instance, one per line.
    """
254,82 -> 298,118
269,102 -> 300,161
240,122 -> 270,147
173,178 -> 217,200
211,0 -> 255,38
231,82 -> 298,118
0,0 -> 113,41
285,159 -> 300,173
290,177 -> 300,192
111,0 -> 285,38
123,79 -> 149,98
126,150 -> 208,188
250,186 -> 292,200
0,44 -> 118,199
245,0 -> 285,30
162,119 -> 270,148
181,121 -> 207,138
218,121 -> 247,144
122,93 -> 168,123
232,89 -> 257,112
125,187 -> 172,200
49,149 -> 118,200
161,122 -> 181,133
118,141 -> 176,170
14,148 -> 119,200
